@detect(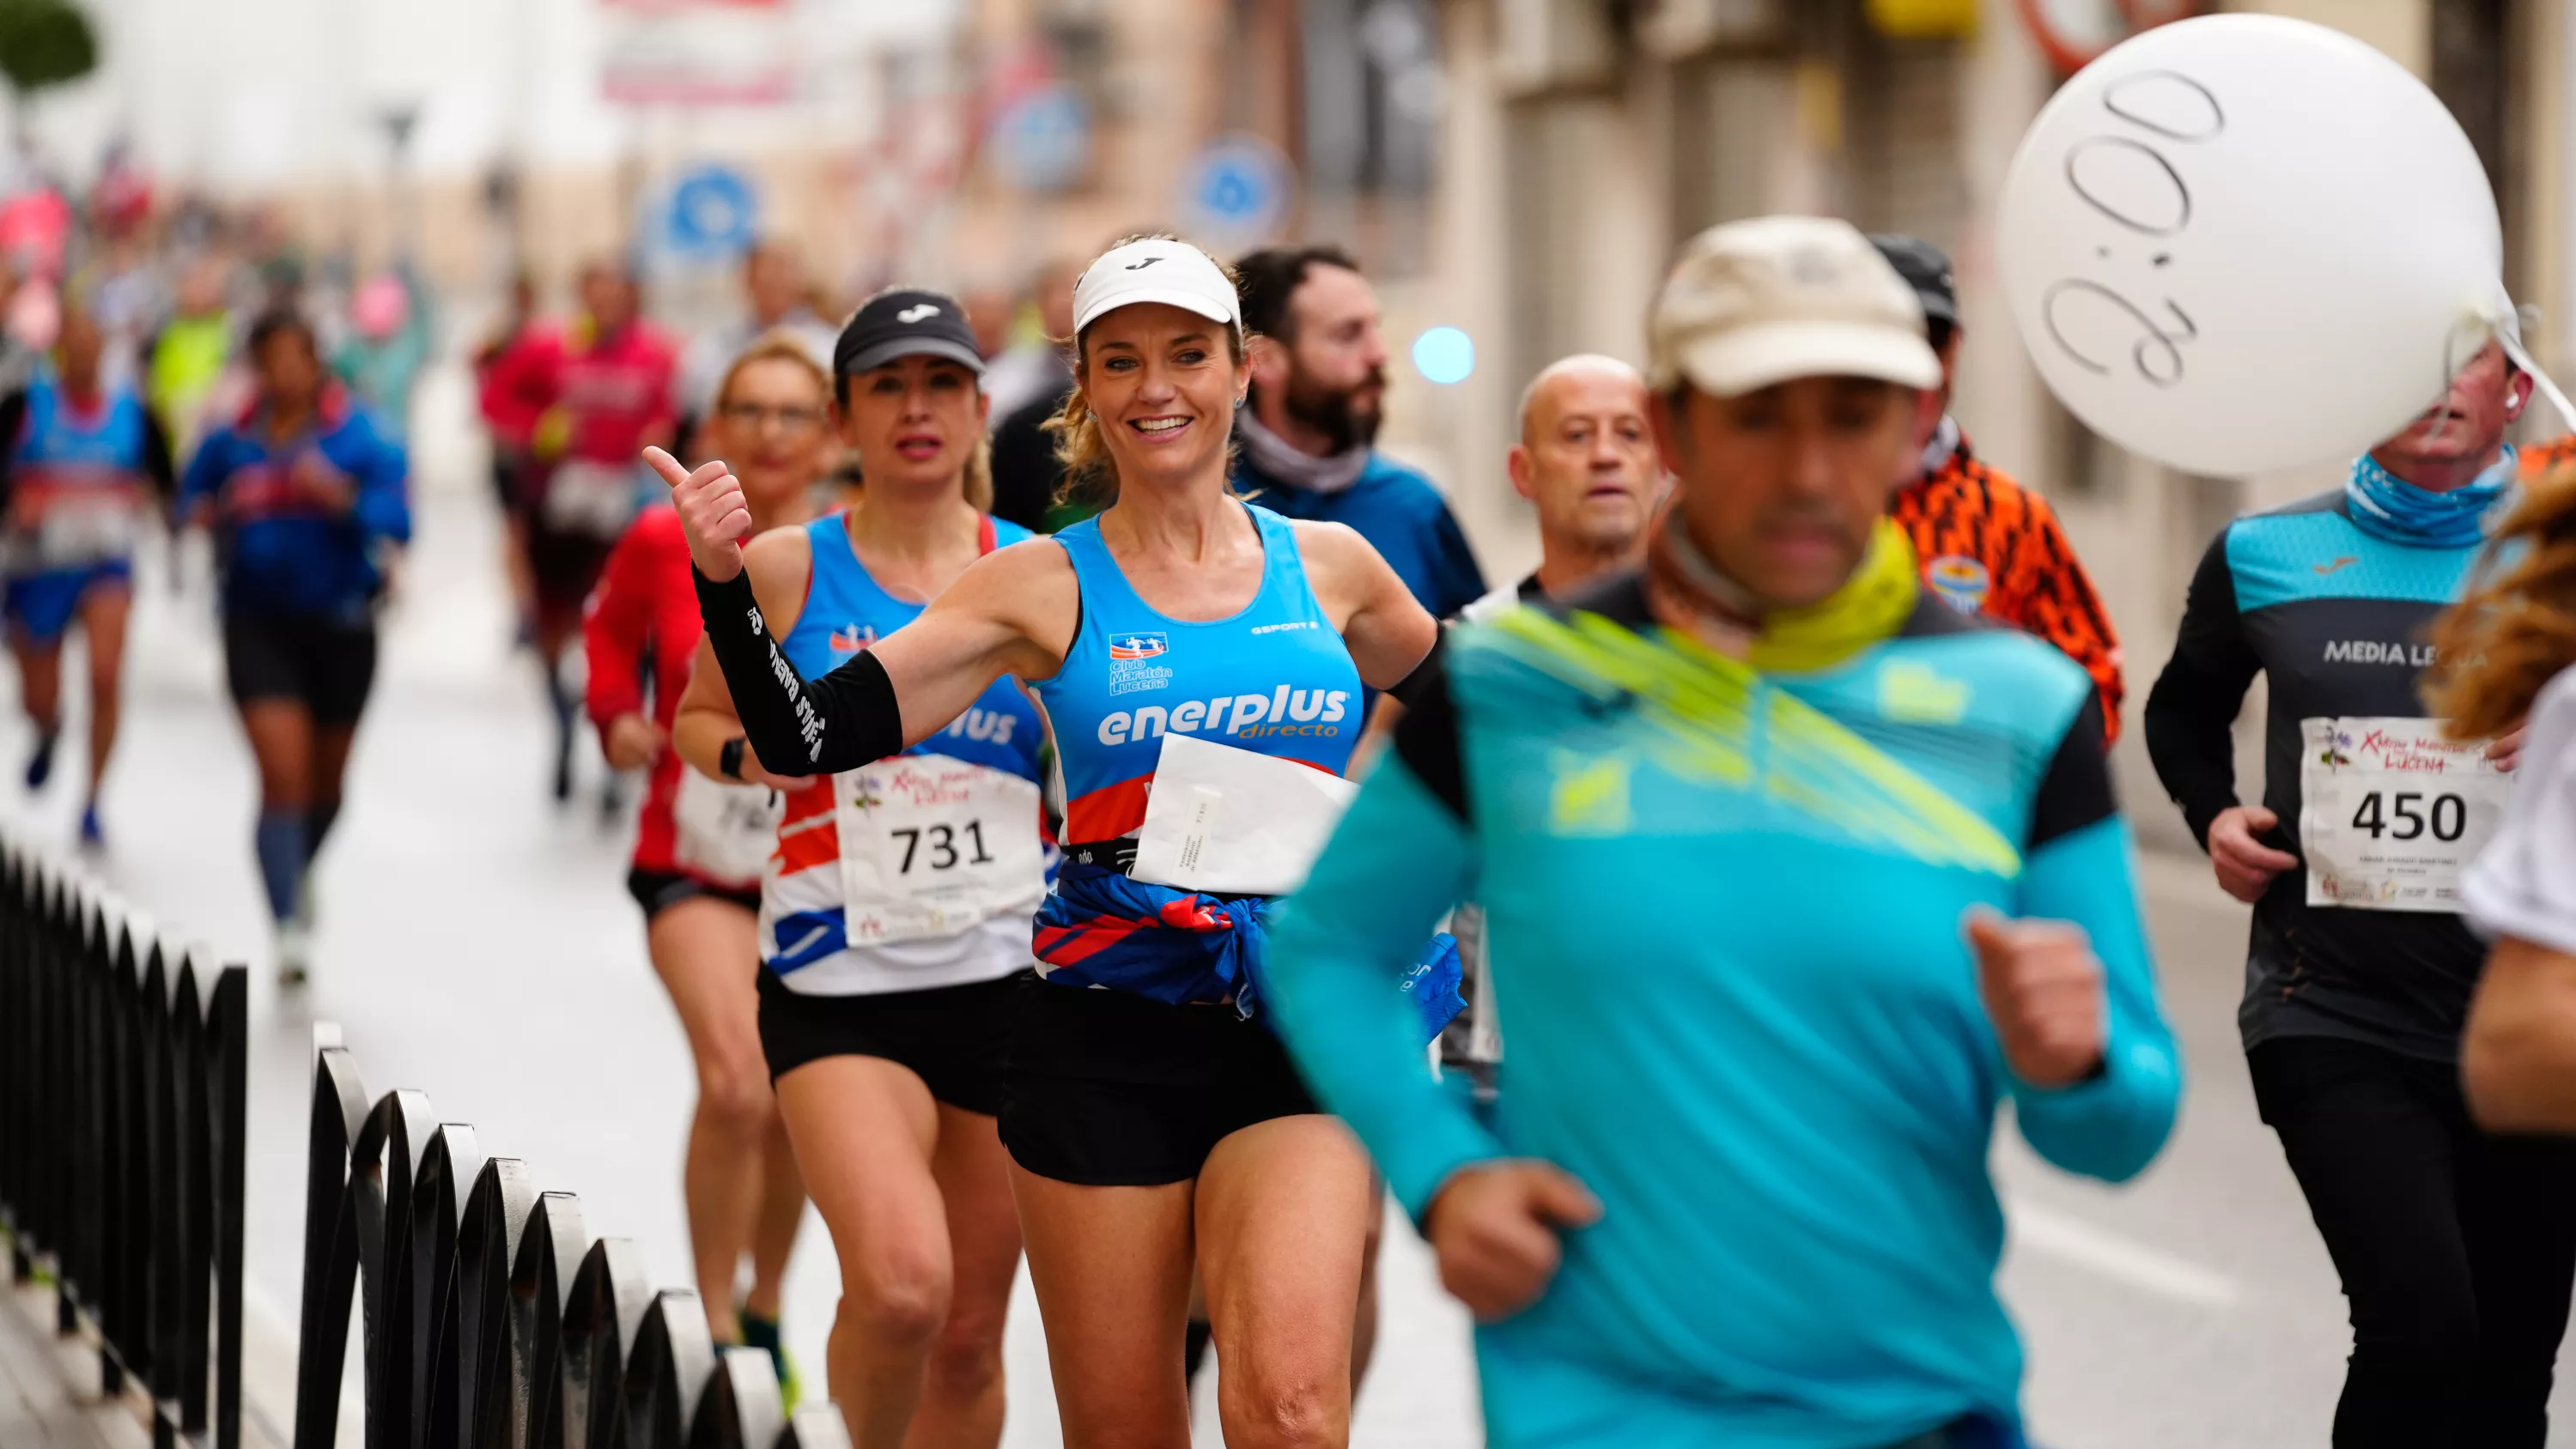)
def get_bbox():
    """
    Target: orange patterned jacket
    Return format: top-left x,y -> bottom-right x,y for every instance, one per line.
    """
1890,427 -> 2124,744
